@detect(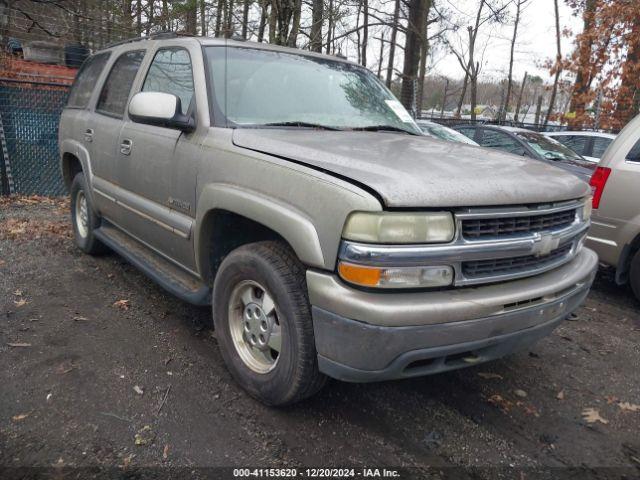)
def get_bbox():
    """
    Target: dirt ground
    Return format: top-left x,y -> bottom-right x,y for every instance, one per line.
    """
1,197 -> 640,480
